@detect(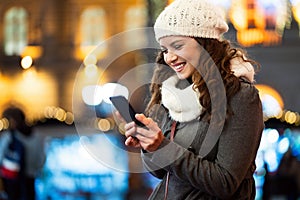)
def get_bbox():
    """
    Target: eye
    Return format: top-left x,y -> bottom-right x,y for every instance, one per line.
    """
161,48 -> 168,54
174,44 -> 183,50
